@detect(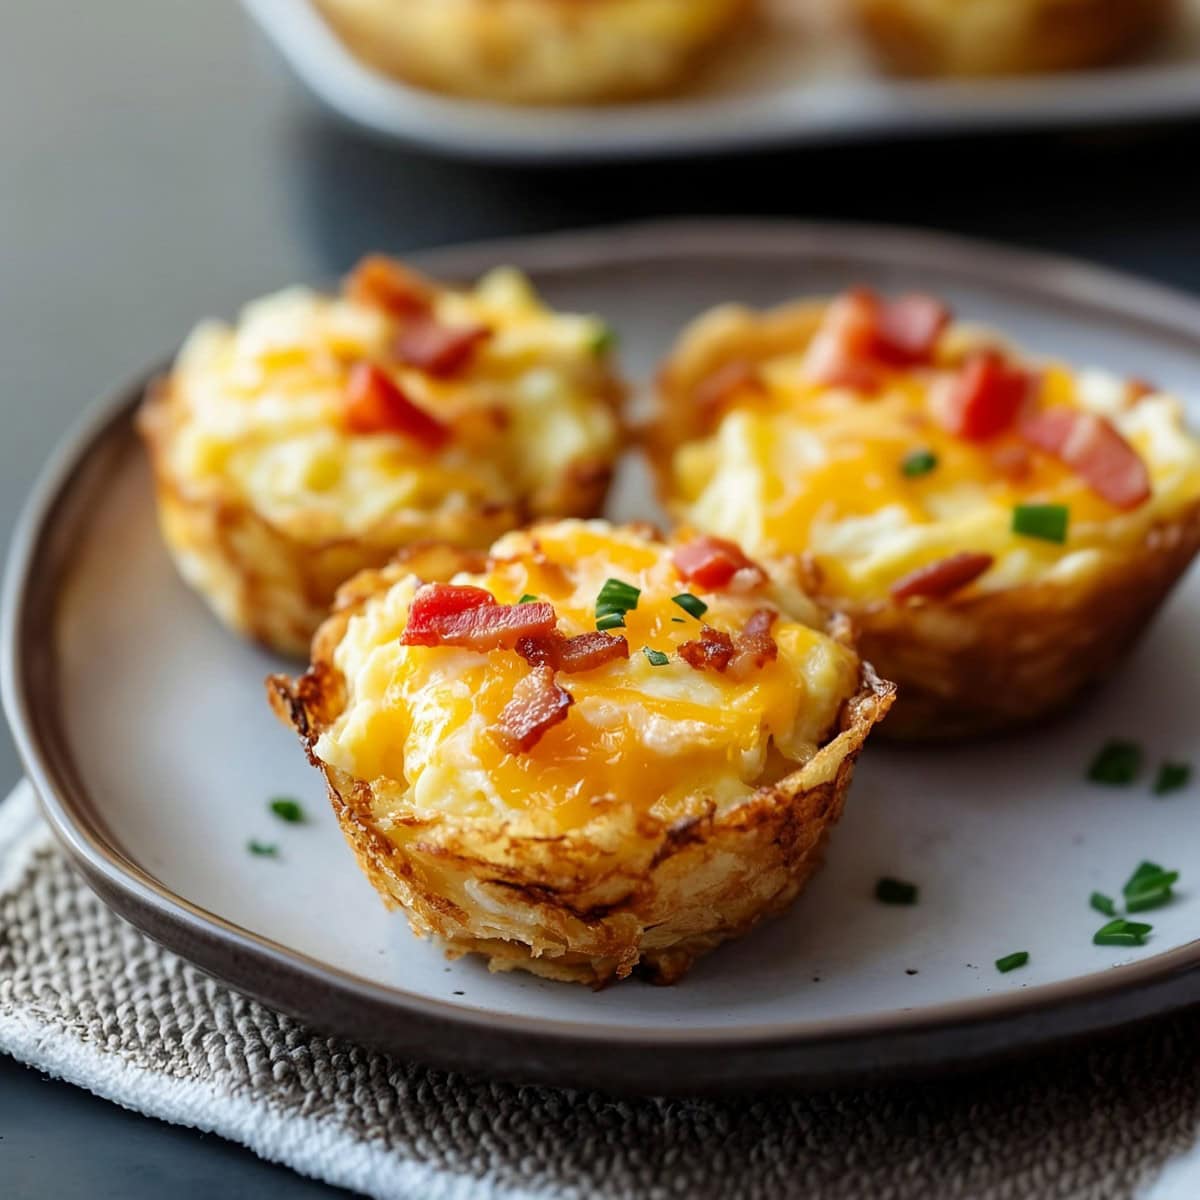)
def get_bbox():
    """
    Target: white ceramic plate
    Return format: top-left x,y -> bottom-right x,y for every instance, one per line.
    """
5,222 -> 1200,1093
242,0 -> 1200,162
